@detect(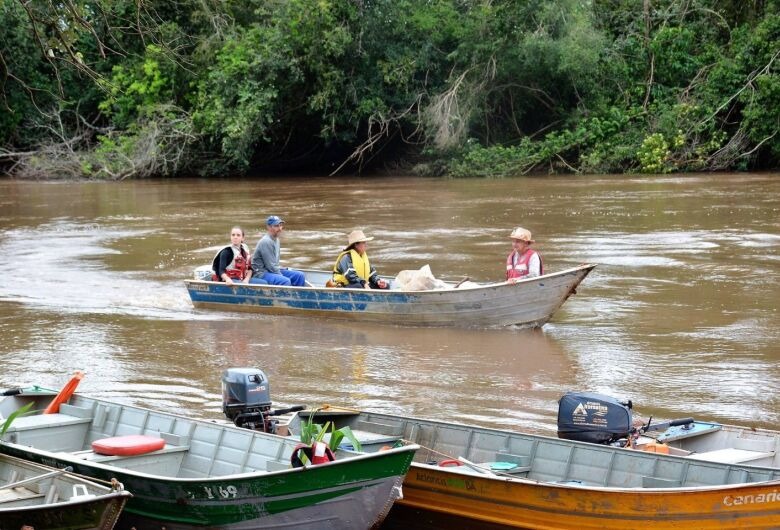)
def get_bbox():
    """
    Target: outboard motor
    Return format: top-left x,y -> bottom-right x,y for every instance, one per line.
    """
222,368 -> 305,434
557,392 -> 632,445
